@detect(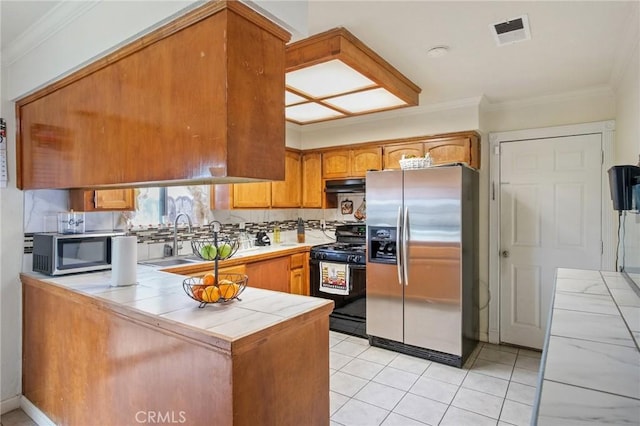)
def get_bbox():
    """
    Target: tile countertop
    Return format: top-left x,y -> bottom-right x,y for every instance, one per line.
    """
534,268 -> 640,425
21,265 -> 333,351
